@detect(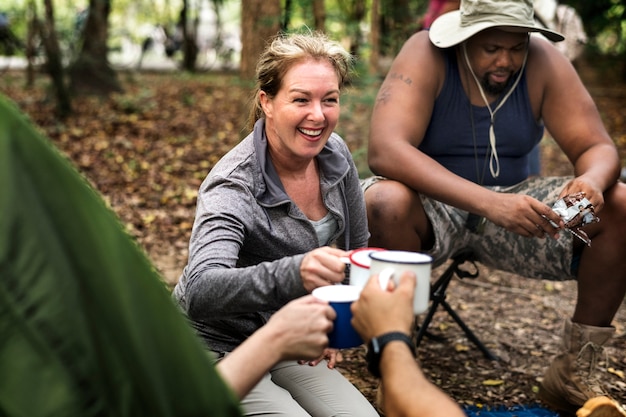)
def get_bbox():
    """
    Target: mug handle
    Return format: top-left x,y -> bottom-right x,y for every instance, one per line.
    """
377,267 -> 395,290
